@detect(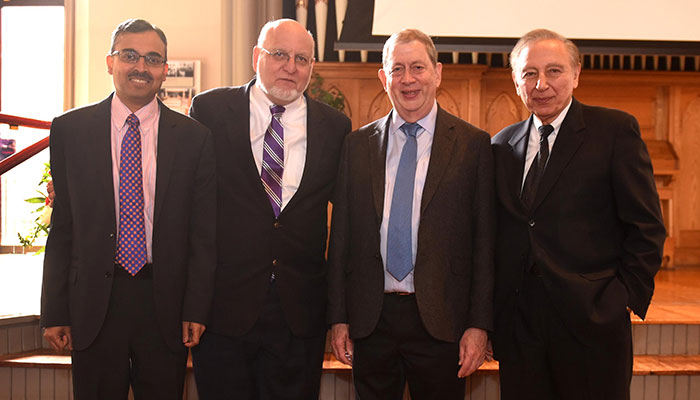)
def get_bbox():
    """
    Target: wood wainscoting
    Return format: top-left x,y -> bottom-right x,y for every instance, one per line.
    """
313,62 -> 700,268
